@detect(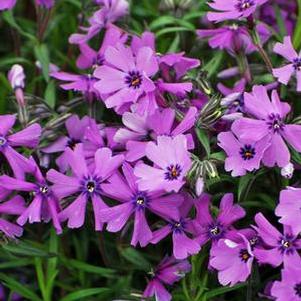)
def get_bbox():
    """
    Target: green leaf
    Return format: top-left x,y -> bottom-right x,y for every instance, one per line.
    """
2,11 -> 37,42
205,283 -> 246,299
209,152 -> 225,161
61,258 -> 116,278
0,272 -> 42,301
44,80 -> 56,108
120,247 -> 150,271
203,51 -> 224,78
3,241 -> 56,258
195,128 -> 211,157
34,44 -> 50,82
60,288 -> 111,301
0,258 -> 32,269
156,27 -> 194,38
238,173 -> 255,202
294,0 -> 301,48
